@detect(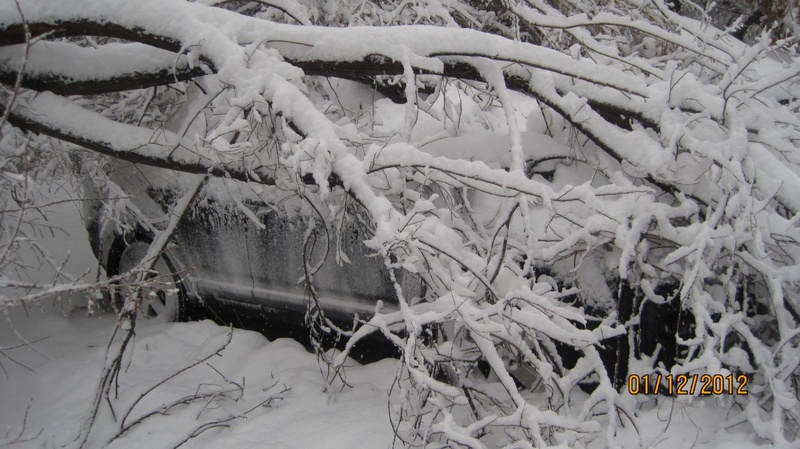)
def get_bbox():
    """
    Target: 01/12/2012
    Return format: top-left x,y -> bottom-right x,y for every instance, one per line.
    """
627,373 -> 748,396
